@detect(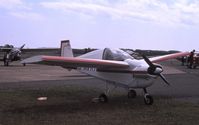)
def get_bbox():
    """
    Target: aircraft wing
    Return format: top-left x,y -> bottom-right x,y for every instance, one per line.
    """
0,48 -> 12,52
21,55 -> 130,69
149,52 -> 190,63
